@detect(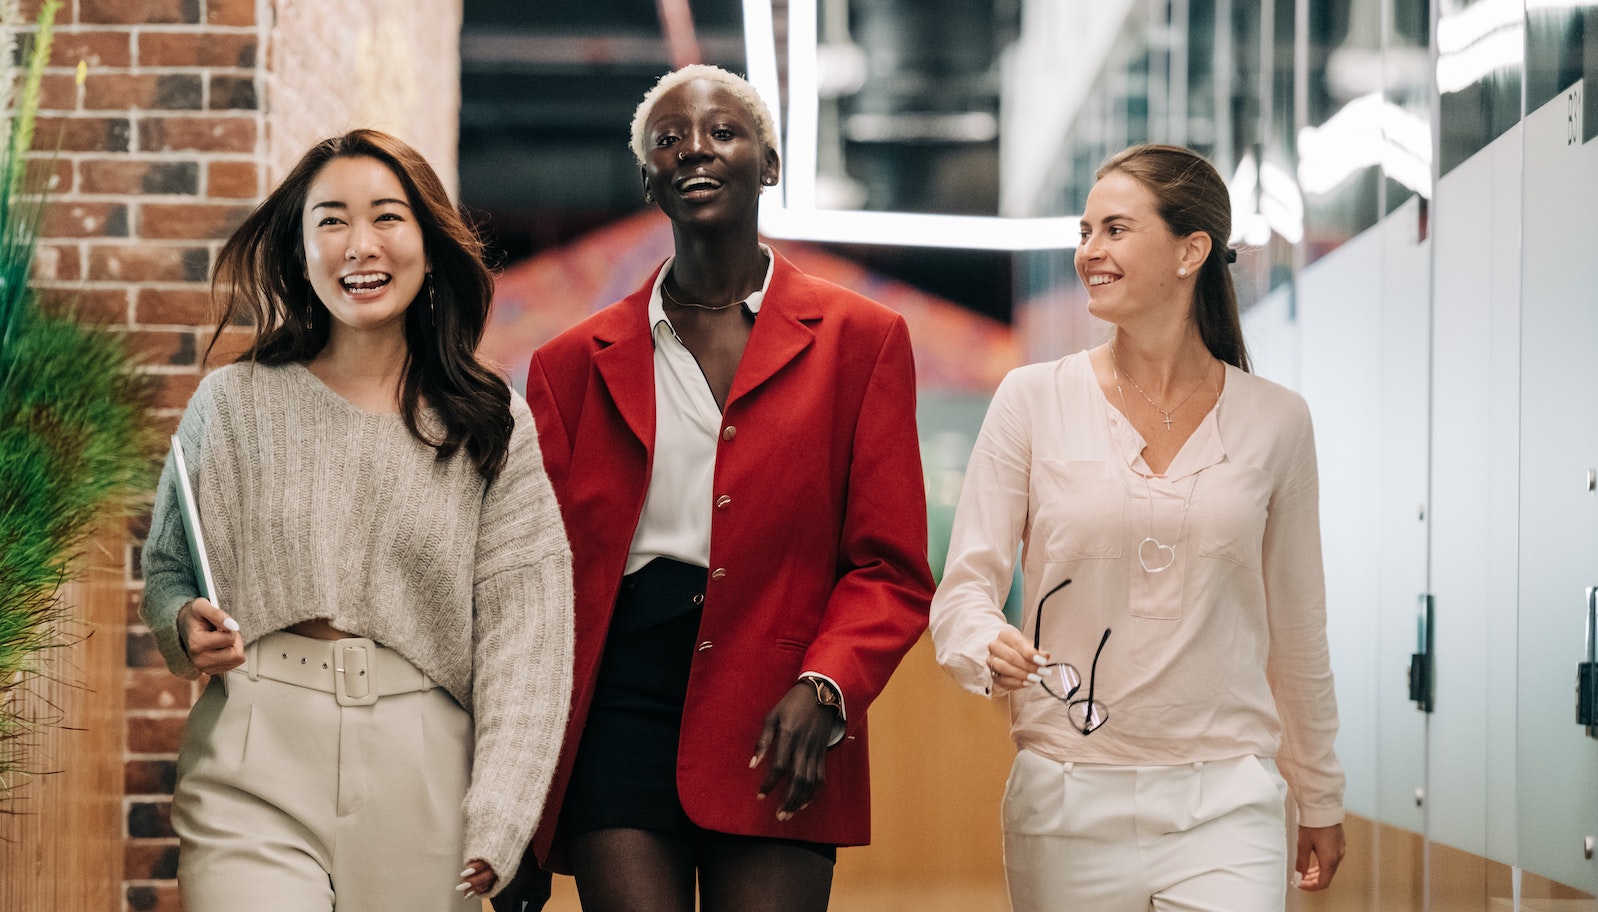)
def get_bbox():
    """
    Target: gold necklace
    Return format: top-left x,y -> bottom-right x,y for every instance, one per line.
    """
660,278 -> 745,312
1109,345 -> 1215,431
